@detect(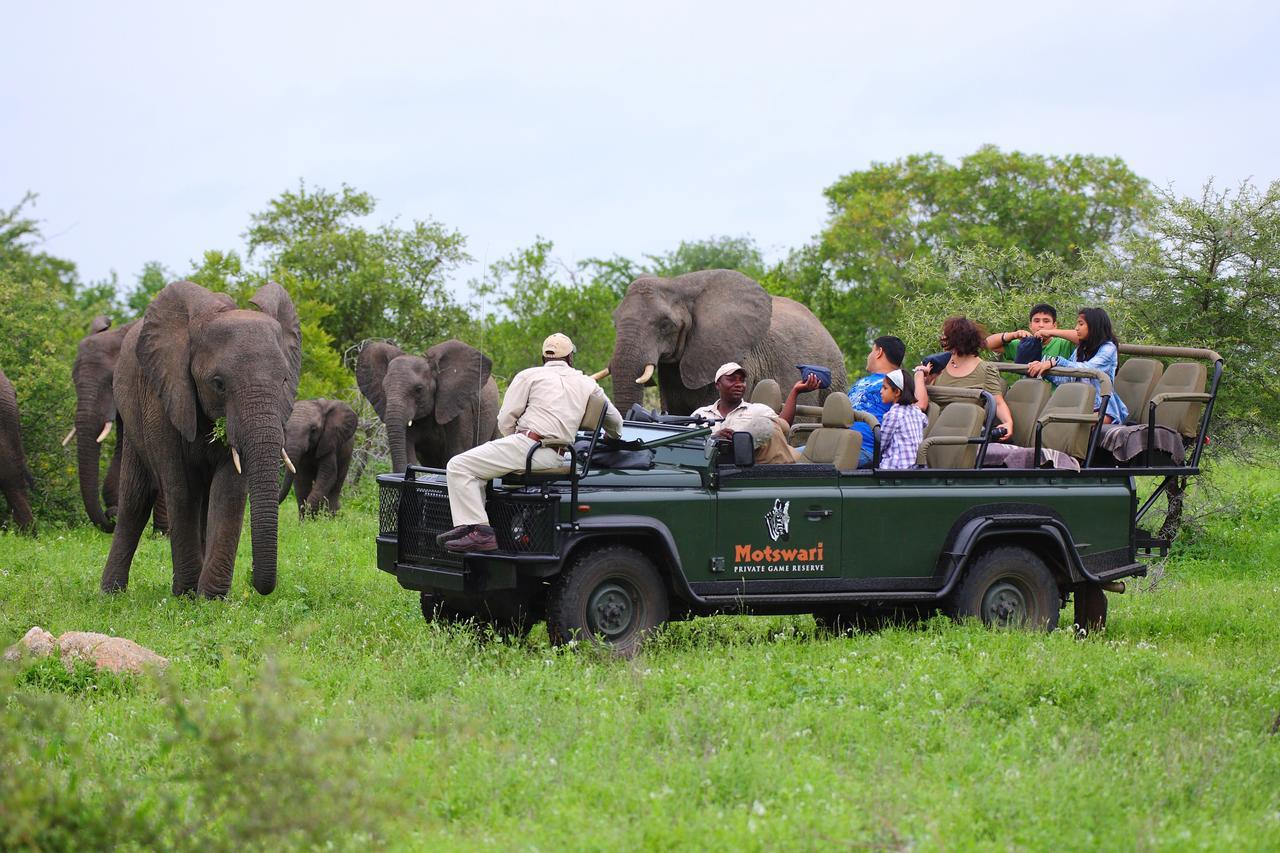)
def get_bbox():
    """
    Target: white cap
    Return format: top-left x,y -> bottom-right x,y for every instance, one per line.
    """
886,369 -> 905,389
714,362 -> 747,383
542,333 -> 575,358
